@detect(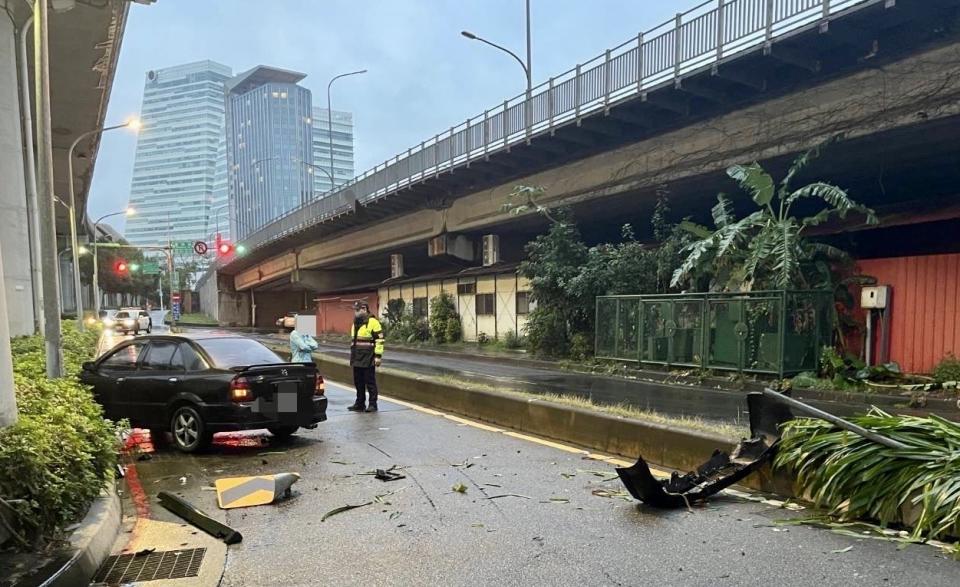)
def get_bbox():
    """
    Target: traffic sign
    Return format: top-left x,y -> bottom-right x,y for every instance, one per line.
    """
142,261 -> 160,275
172,301 -> 181,321
172,240 -> 193,255
171,292 -> 182,302
194,241 -> 209,256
